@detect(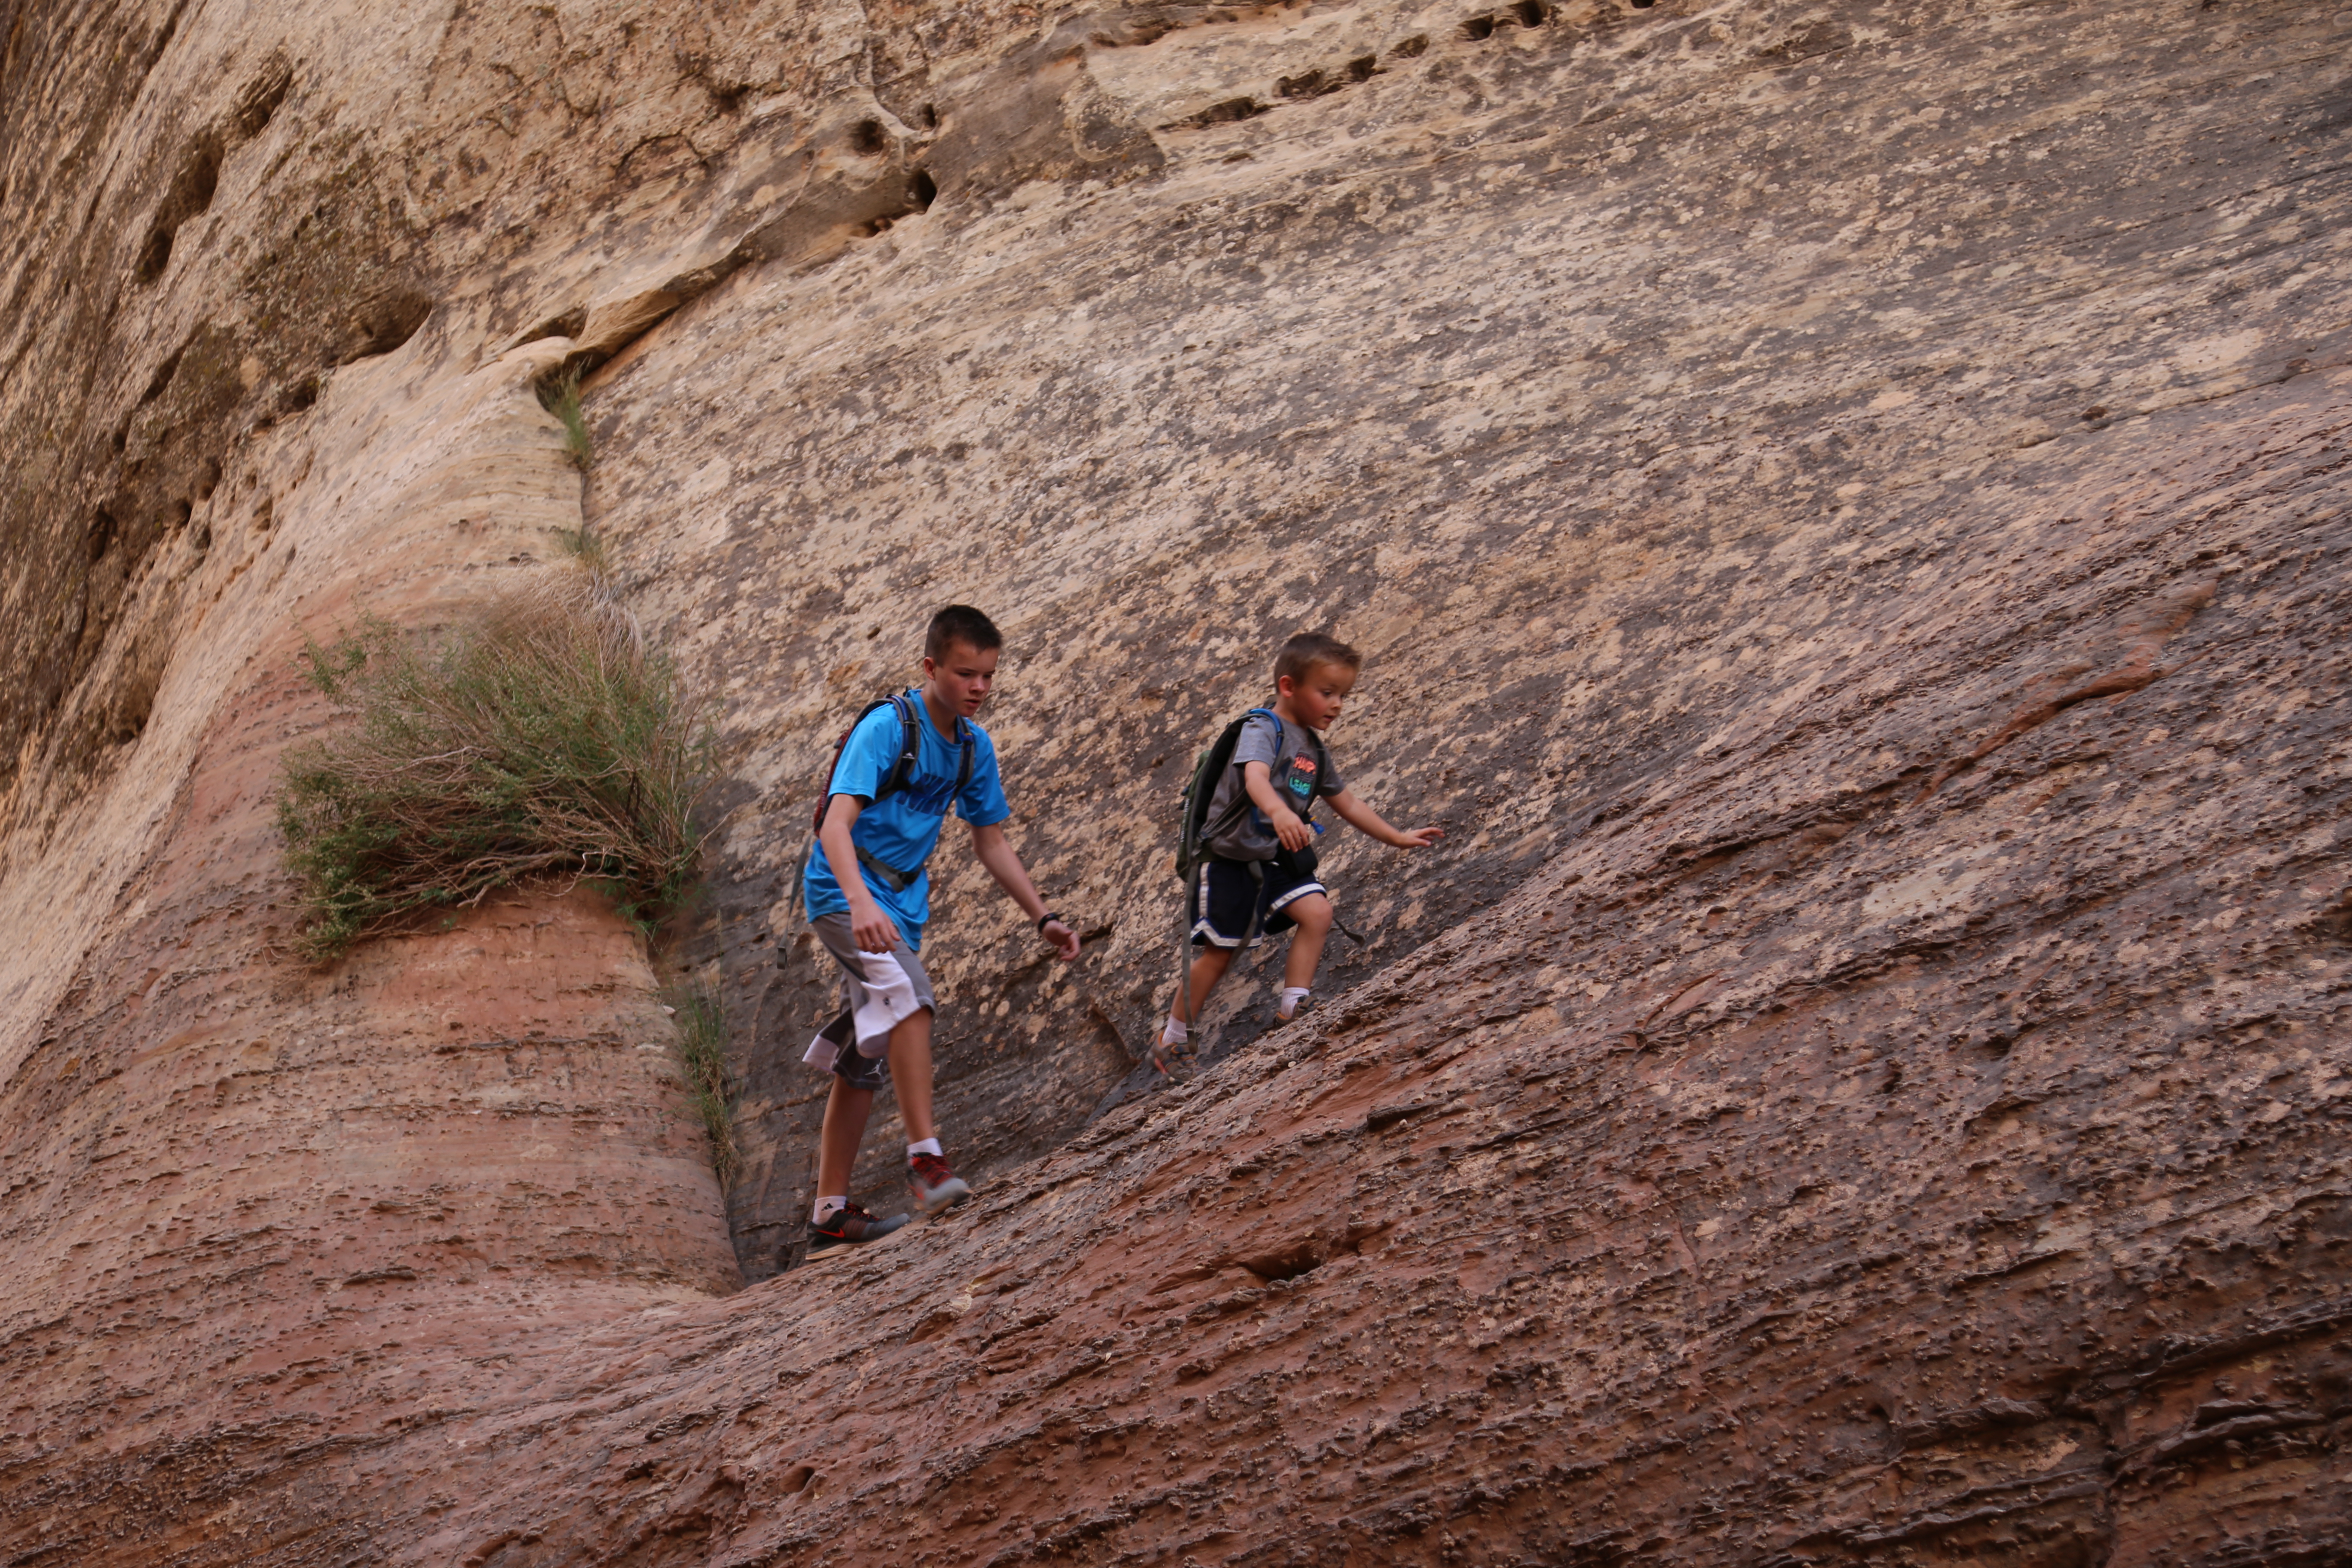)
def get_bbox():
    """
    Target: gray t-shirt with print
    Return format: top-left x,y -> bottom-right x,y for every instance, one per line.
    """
1202,711 -> 1346,862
